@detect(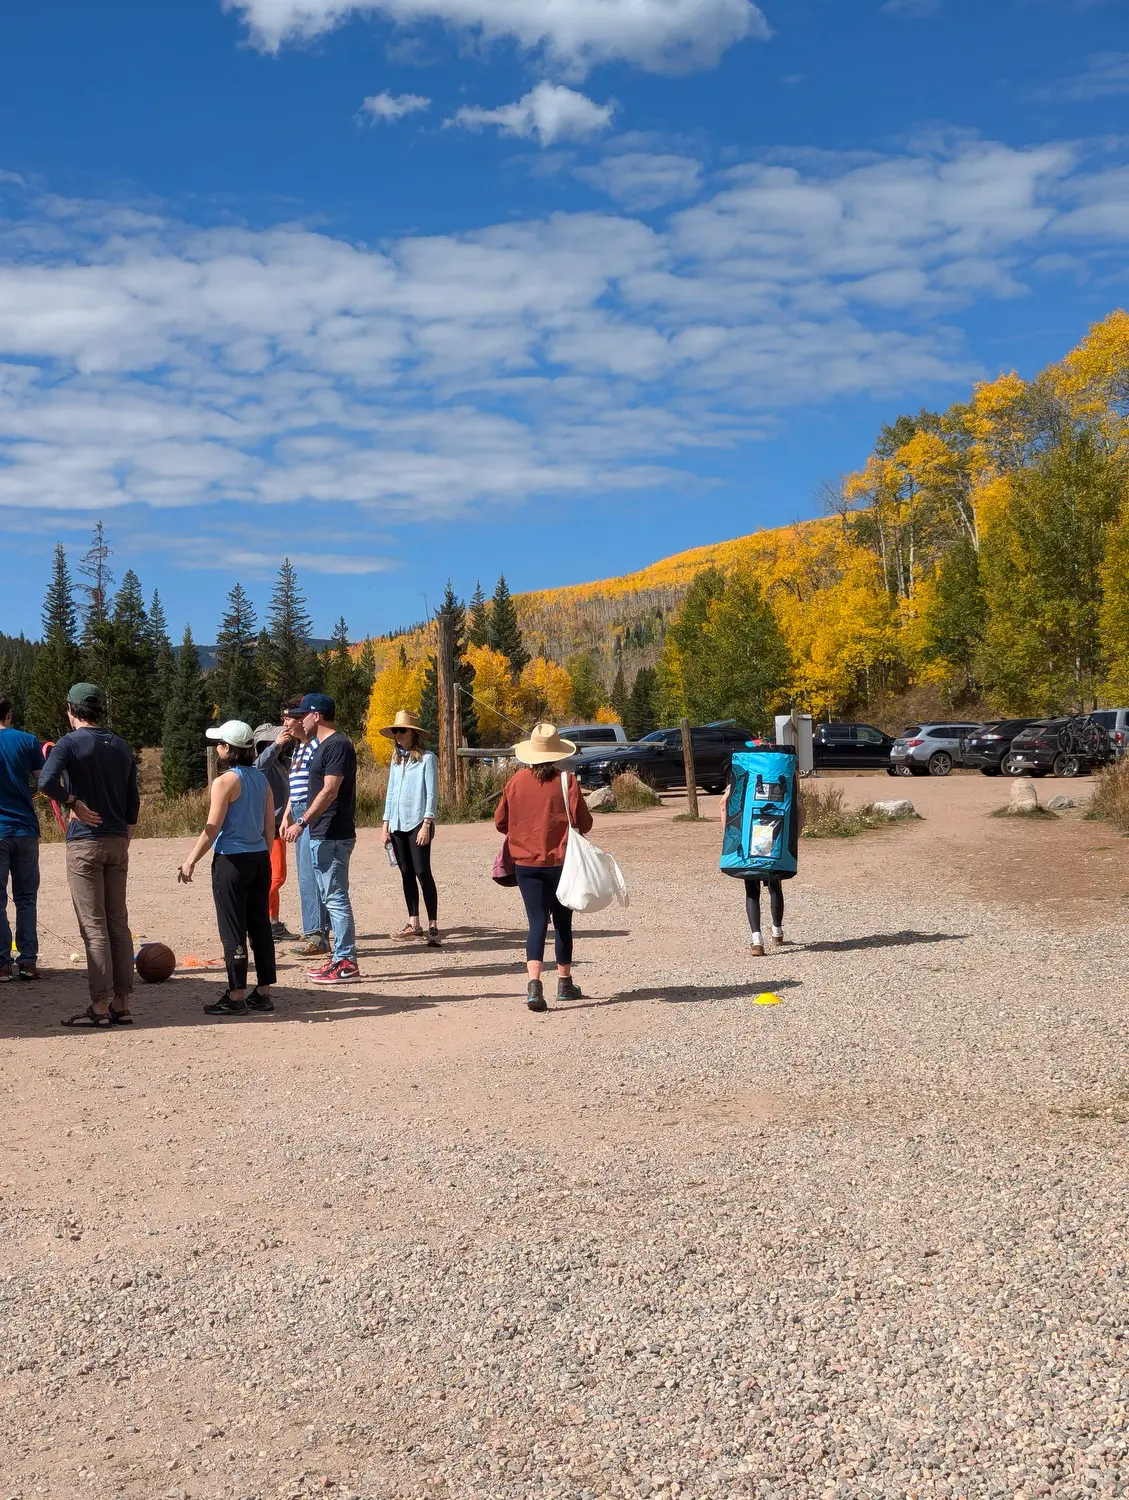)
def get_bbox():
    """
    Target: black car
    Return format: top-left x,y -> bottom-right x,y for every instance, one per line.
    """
964,719 -> 1045,776
574,723 -> 756,793
1007,718 -> 1110,778
812,722 -> 897,771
